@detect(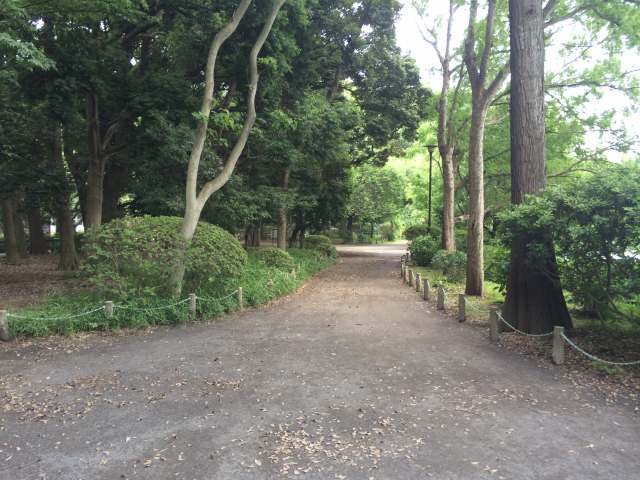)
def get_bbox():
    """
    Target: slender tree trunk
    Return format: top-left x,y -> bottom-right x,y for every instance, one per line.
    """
85,93 -> 105,229
276,167 -> 290,250
102,161 -> 128,222
14,211 -> 29,258
28,208 -> 49,254
1,199 -> 20,264
441,148 -> 456,251
465,102 -> 488,296
503,0 -> 571,333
